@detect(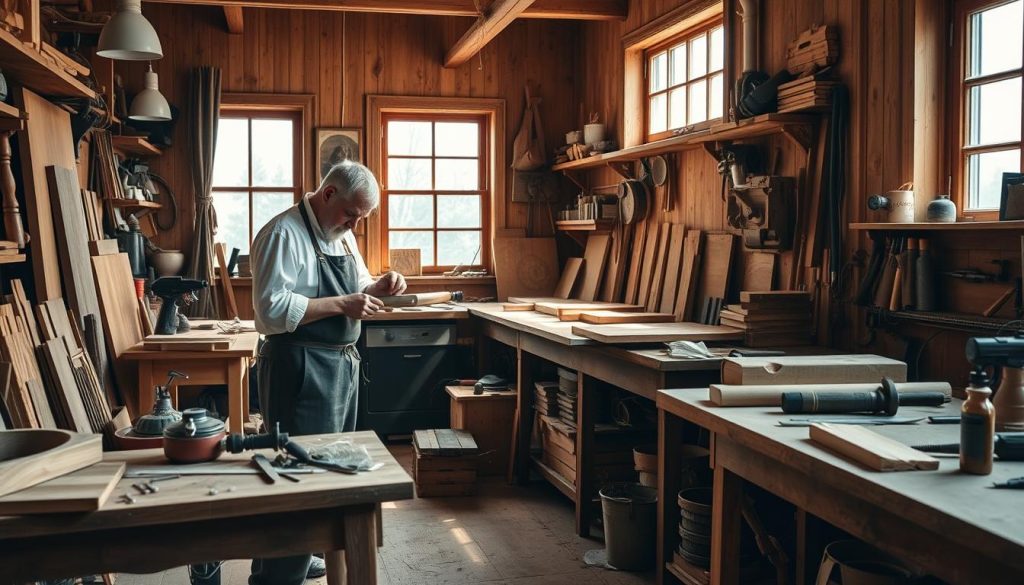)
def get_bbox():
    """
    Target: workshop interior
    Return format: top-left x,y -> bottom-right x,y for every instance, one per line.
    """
0,0 -> 1022,584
